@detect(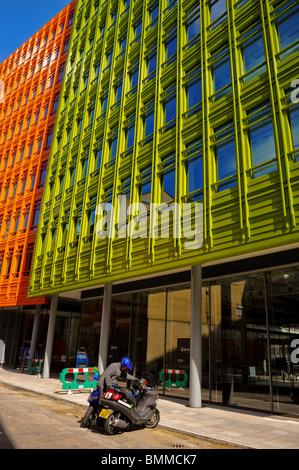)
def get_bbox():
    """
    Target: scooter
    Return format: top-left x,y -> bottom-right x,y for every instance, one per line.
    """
99,371 -> 160,435
82,374 -> 101,428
